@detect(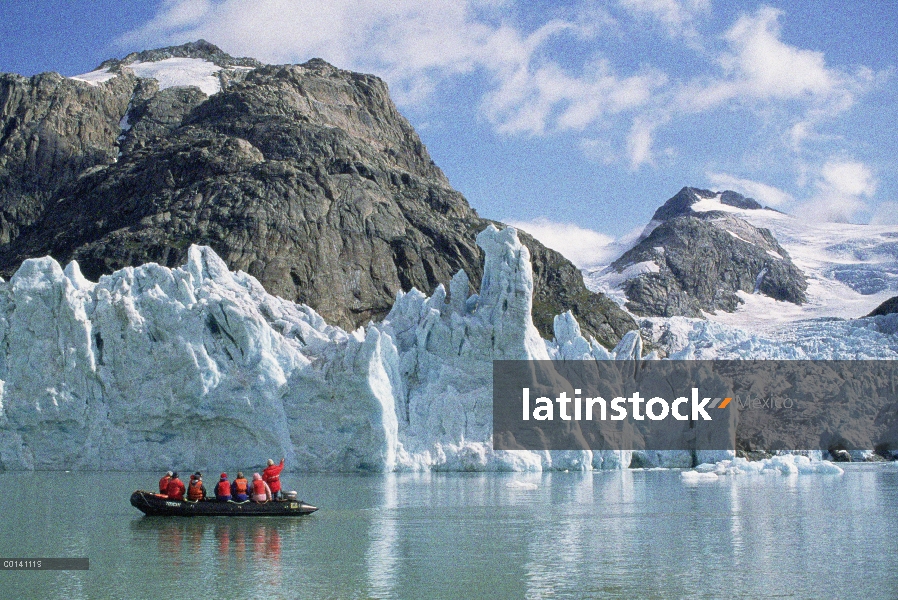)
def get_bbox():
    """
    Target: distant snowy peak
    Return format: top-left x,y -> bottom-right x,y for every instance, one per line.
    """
650,187 -> 772,223
587,185 -> 898,332
592,186 -> 807,319
69,40 -> 261,96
